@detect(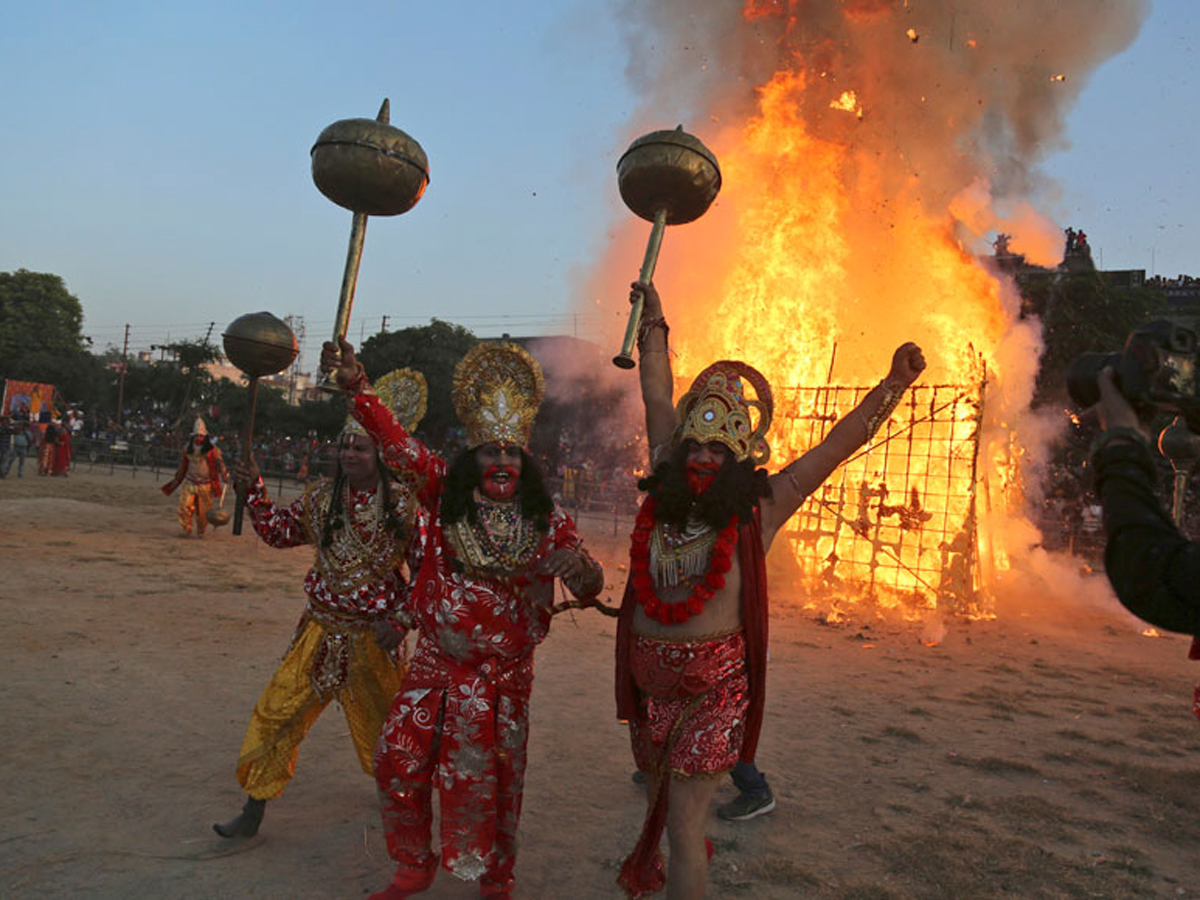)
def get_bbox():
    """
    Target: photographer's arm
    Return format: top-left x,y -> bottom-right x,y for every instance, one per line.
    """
1092,369 -> 1200,636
